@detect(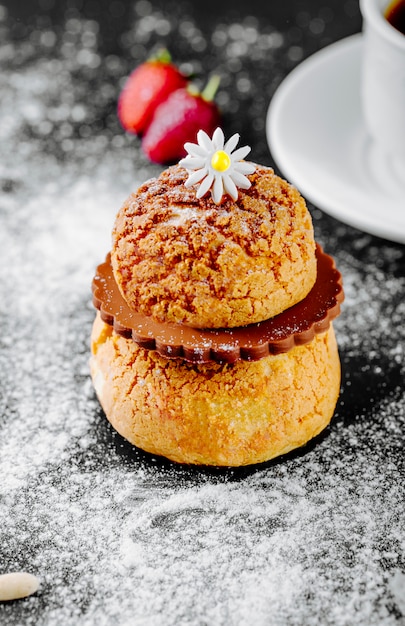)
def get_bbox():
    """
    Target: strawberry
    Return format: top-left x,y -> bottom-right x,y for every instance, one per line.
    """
117,49 -> 188,135
141,76 -> 222,164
